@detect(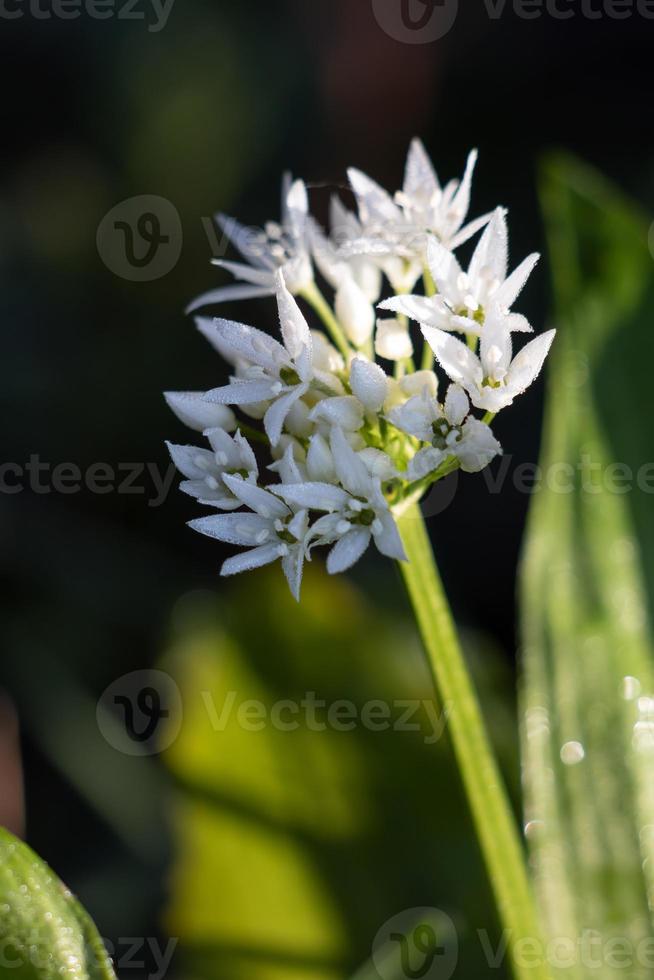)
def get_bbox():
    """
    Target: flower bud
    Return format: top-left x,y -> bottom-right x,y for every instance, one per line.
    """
350,357 -> 389,413
374,317 -> 413,362
335,278 -> 375,347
